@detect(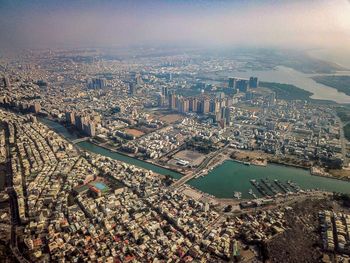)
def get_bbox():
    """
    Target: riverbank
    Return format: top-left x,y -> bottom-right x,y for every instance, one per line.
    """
89,139 -> 185,176
188,160 -> 350,199
39,117 -> 350,199
231,149 -> 350,182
